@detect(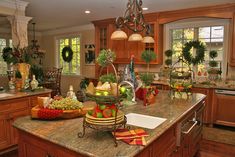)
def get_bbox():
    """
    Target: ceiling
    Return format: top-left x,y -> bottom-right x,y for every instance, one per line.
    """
18,0 -> 235,32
